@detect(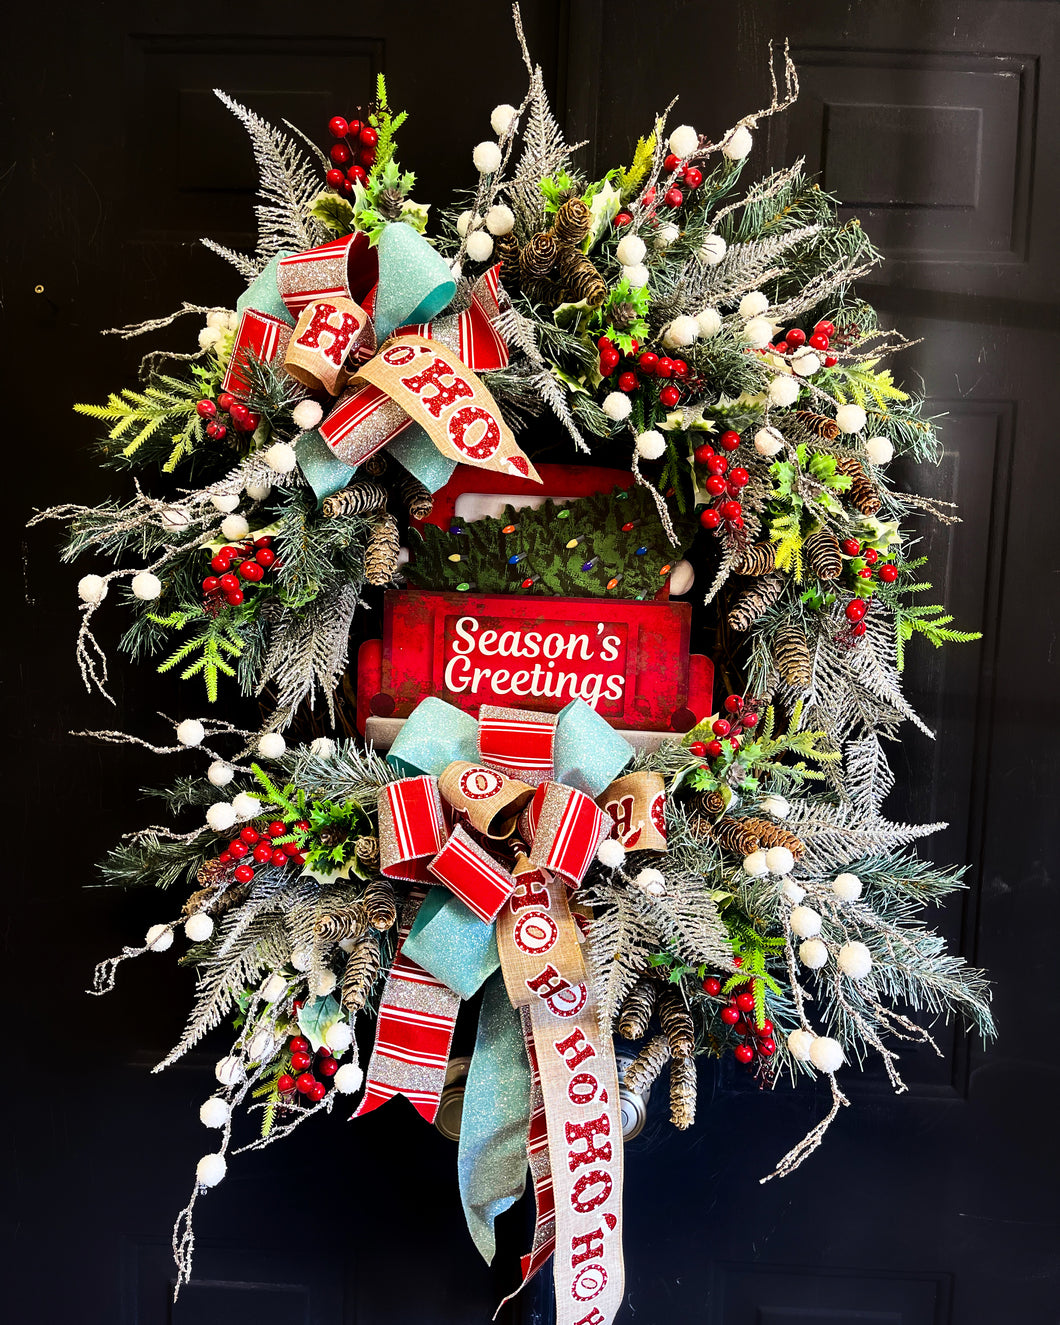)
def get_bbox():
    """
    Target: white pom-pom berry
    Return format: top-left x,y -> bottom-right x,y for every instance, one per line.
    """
767,376 -> 800,408
465,230 -> 495,263
615,234 -> 646,267
754,426 -> 785,457
207,761 -> 234,788
146,923 -> 173,952
739,291 -> 769,319
663,315 -> 699,349
760,794 -> 790,819
214,1055 -> 244,1087
185,912 -> 215,943
698,234 -> 727,265
264,442 -> 298,474
835,403 -> 867,434
260,972 -> 288,1002
837,941 -> 873,979
668,559 -> 694,595
334,1062 -> 364,1094
596,838 -> 626,869
176,718 -> 205,747
634,867 -> 666,897
741,316 -> 773,349
695,307 -> 722,337
798,937 -> 829,969
789,905 -> 822,939
199,1097 -> 229,1129
198,326 -> 221,350
290,948 -> 312,973
485,204 -> 515,235
742,851 -> 769,878
78,574 -> 108,604
622,262 -> 650,288
602,392 -> 633,422
257,732 -> 286,760
206,801 -> 237,832
668,124 -> 699,158
247,1028 -> 276,1061
472,140 -> 502,174
765,846 -> 795,876
220,514 -> 250,542
292,399 -> 324,431
325,1021 -> 354,1053
210,493 -> 240,514
456,210 -> 479,238
723,125 -> 753,160
206,310 -> 228,330
131,571 -> 162,601
490,103 -> 518,136
635,430 -> 666,460
809,1036 -> 845,1073
787,1028 -> 815,1061
196,1153 -> 227,1187
654,223 -> 680,250
832,872 -> 863,902
865,434 -> 894,465
231,792 -> 262,820
781,880 -> 806,905
244,479 -> 272,502
791,348 -> 821,378
160,506 -> 191,530
309,736 -> 336,759
310,969 -> 337,997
